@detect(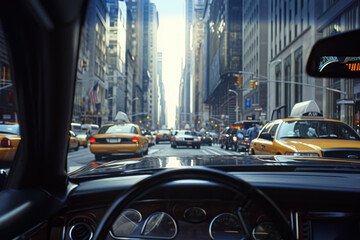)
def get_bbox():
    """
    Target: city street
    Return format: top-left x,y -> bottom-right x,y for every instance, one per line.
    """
67,142 -> 246,172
